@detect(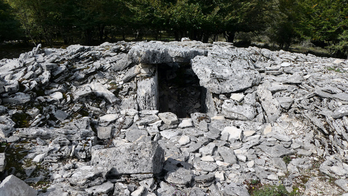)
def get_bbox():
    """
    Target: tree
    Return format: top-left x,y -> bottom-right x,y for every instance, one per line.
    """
0,0 -> 23,42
